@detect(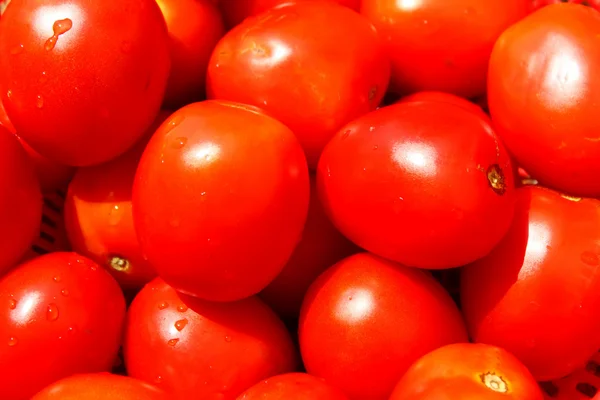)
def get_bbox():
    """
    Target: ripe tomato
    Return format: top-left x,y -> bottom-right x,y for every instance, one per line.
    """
317,101 -> 516,269
32,373 -> 168,400
64,111 -> 170,290
219,0 -> 361,29
156,0 -> 224,108
237,373 -> 349,400
0,252 -> 126,400
124,278 -> 298,399
461,186 -> 600,381
259,175 -> 358,318
207,1 -> 390,168
488,3 -> 600,197
0,126 -> 42,275
299,253 -> 468,400
389,343 -> 544,400
0,0 -> 170,166
360,0 -> 529,98
398,91 -> 491,123
133,100 -> 309,302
